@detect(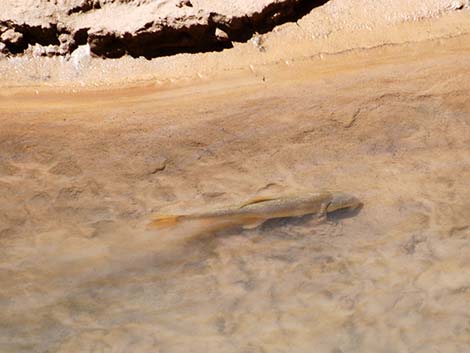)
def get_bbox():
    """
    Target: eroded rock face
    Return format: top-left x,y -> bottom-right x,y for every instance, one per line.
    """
0,0 -> 328,58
